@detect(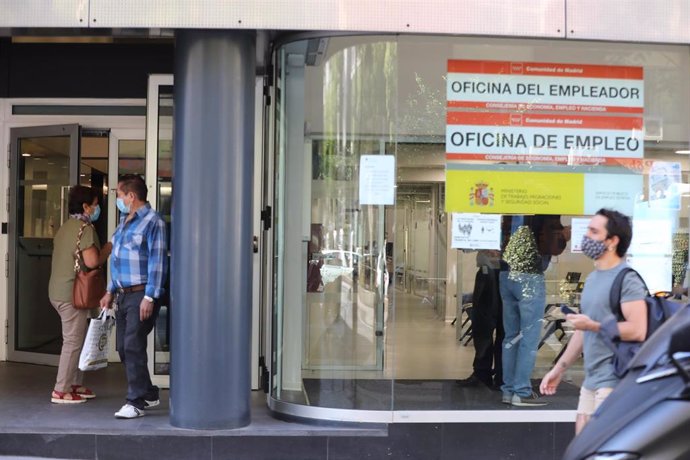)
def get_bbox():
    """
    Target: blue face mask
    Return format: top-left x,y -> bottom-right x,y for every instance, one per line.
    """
89,204 -> 101,222
116,197 -> 130,214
